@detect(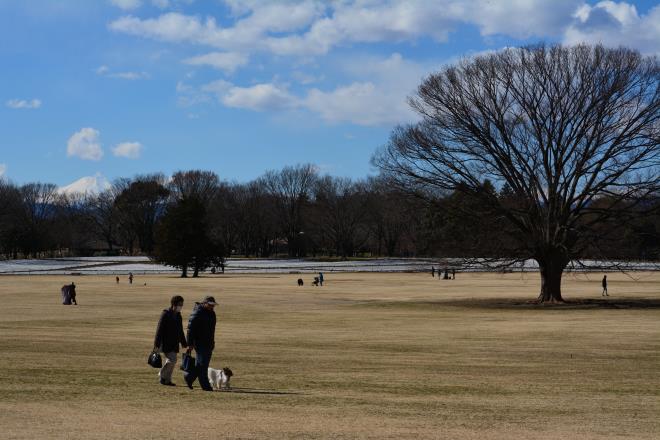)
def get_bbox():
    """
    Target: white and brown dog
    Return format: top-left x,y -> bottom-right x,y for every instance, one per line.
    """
208,367 -> 233,390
